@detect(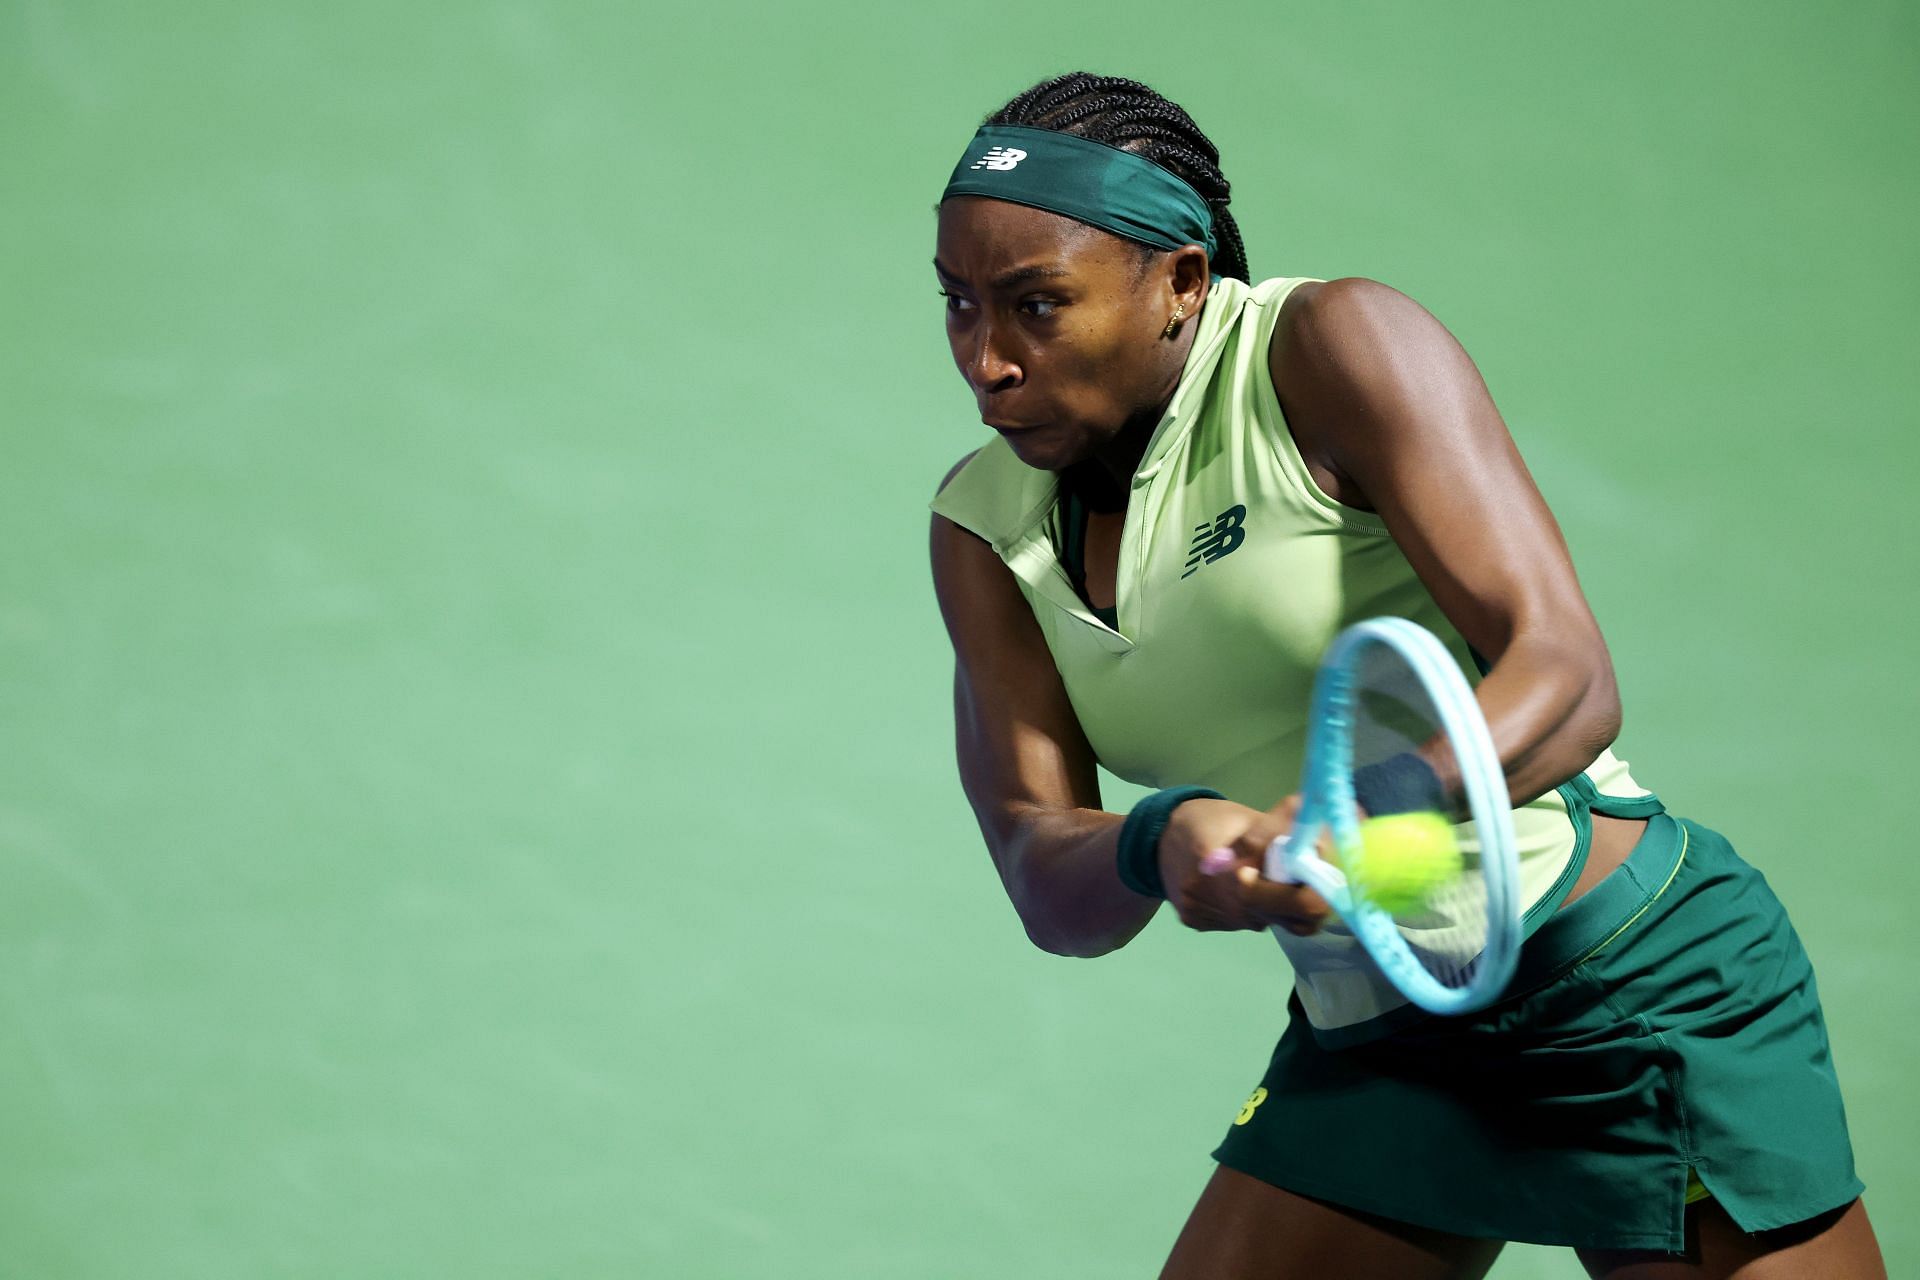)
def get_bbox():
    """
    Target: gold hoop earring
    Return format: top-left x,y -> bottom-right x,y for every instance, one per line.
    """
1161,302 -> 1187,340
